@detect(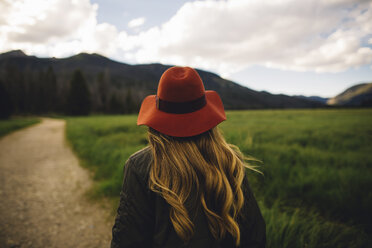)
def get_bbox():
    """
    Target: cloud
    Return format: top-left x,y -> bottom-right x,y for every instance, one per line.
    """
128,17 -> 146,28
0,0 -> 122,58
1,0 -> 371,76
124,0 -> 372,75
